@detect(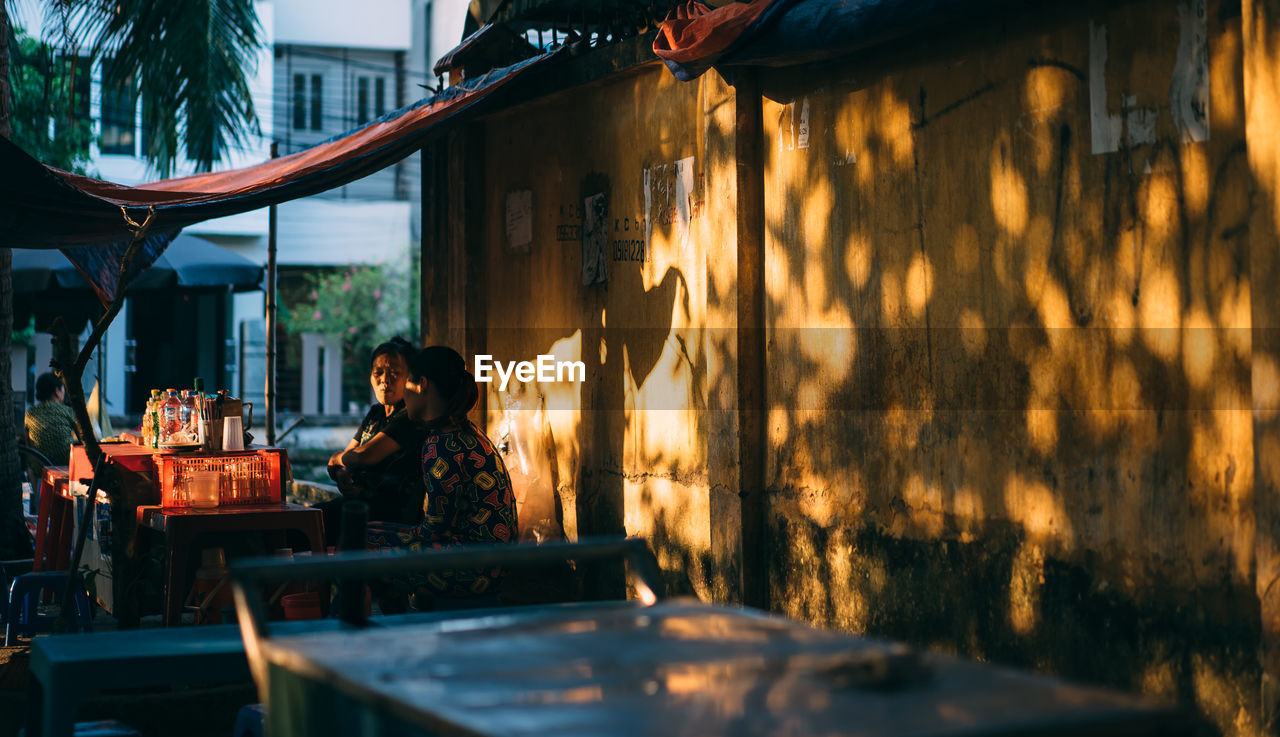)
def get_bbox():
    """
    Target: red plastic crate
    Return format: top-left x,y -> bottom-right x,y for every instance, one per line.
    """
155,449 -> 285,507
